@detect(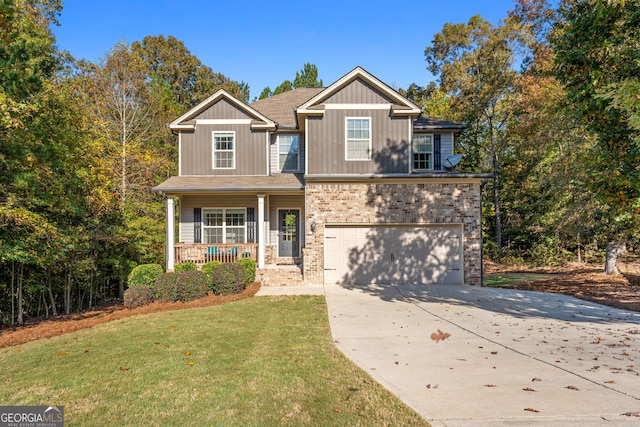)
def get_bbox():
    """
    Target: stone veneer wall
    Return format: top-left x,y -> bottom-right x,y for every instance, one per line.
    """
303,181 -> 482,286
